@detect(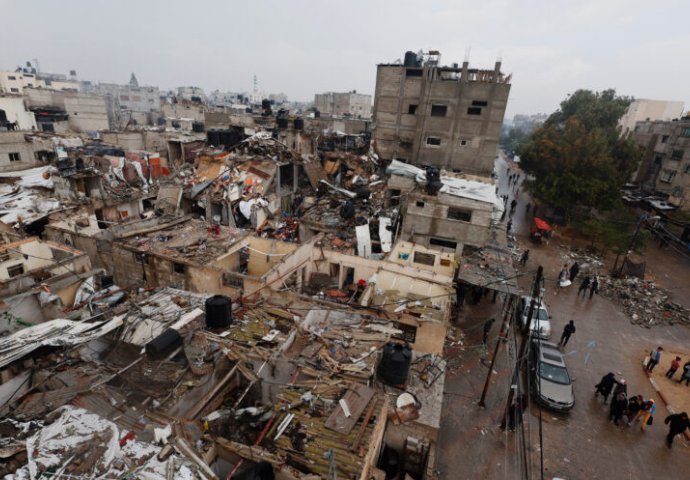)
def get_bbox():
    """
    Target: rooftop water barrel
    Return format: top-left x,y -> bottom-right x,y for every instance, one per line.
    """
294,117 -> 304,130
404,51 -> 418,67
205,295 -> 233,329
377,342 -> 412,386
